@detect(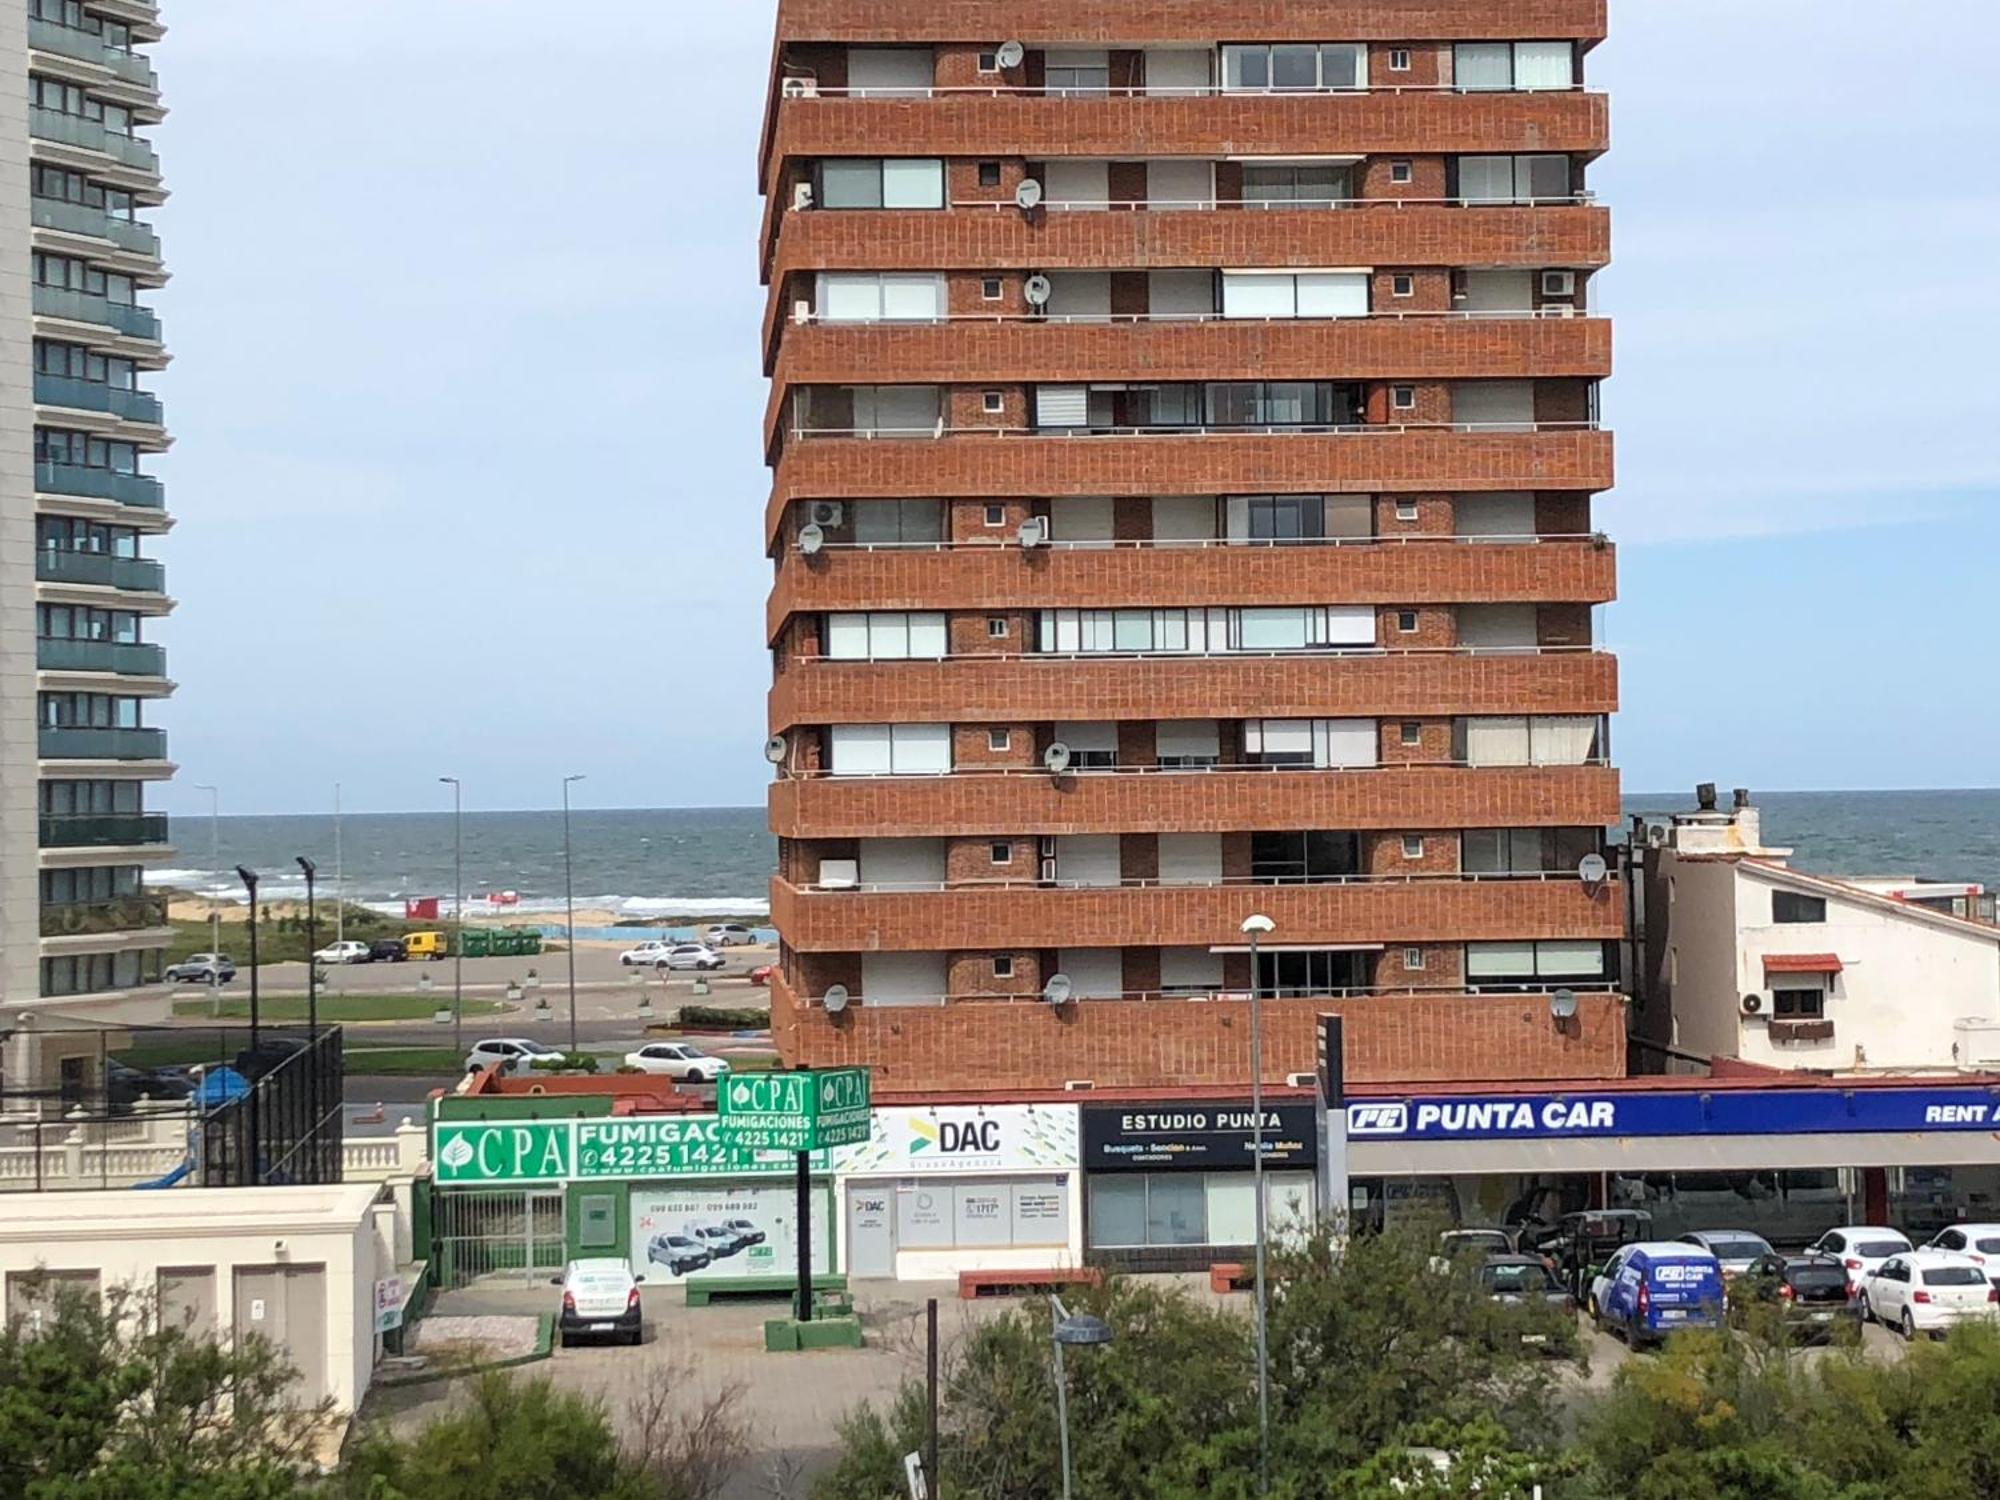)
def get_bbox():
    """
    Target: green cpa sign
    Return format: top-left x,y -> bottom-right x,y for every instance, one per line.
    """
435,1121 -> 573,1184
717,1067 -> 872,1153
